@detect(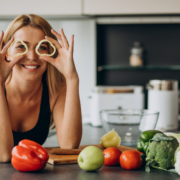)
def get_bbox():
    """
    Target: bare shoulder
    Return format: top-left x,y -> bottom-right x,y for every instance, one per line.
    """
49,80 -> 66,113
